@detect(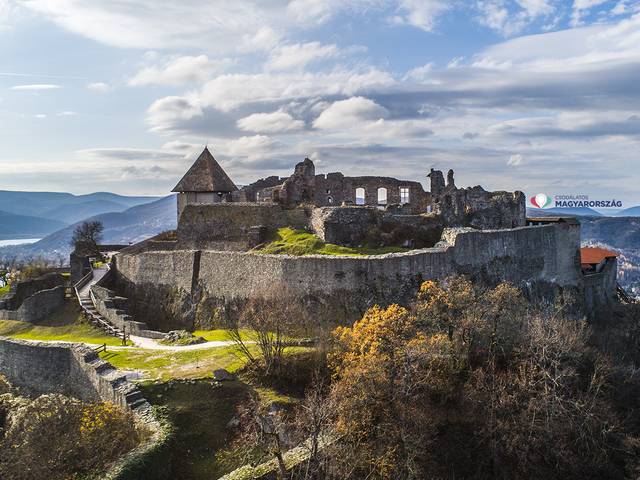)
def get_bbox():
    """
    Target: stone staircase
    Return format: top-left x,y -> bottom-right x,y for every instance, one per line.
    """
75,265 -> 126,340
